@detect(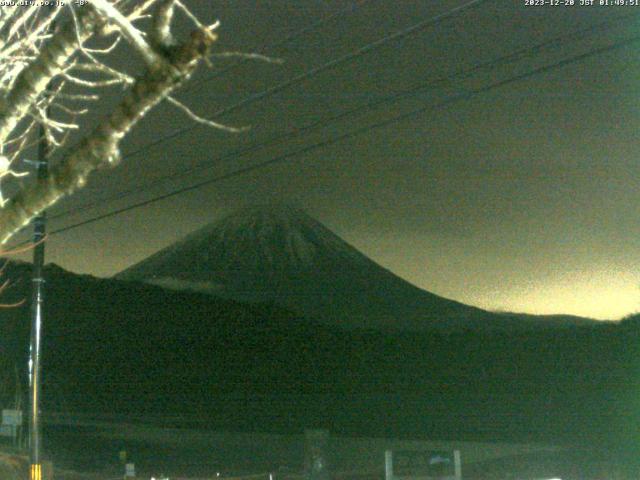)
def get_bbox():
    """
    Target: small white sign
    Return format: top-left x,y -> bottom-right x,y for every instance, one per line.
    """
125,463 -> 136,477
385,450 -> 461,480
2,409 -> 22,426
